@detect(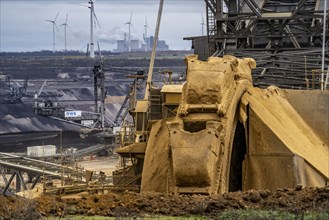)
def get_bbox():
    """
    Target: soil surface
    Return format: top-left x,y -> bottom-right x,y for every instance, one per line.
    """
1,186 -> 328,219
